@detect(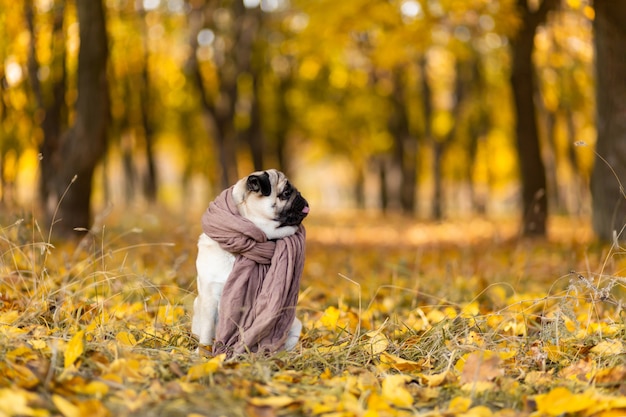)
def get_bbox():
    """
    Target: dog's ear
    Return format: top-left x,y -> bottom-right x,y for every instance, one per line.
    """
246,171 -> 272,196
